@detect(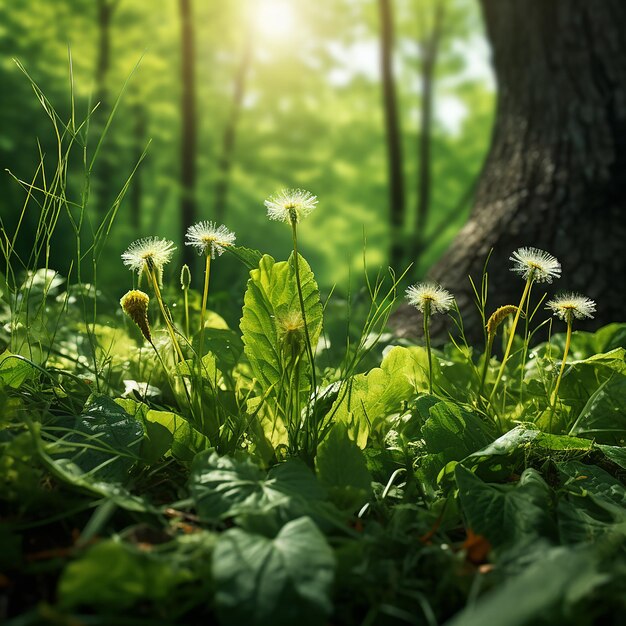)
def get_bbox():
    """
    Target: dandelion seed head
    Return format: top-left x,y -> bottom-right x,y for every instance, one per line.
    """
265,188 -> 318,224
120,289 -> 152,342
121,237 -> 176,287
509,247 -> 561,283
185,221 -> 236,258
547,293 -> 596,321
406,282 -> 454,315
